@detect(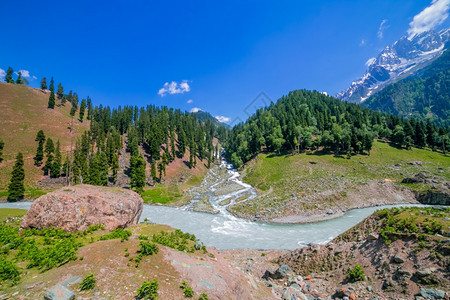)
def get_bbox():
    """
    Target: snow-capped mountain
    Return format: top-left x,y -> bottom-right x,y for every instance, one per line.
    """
336,28 -> 450,103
